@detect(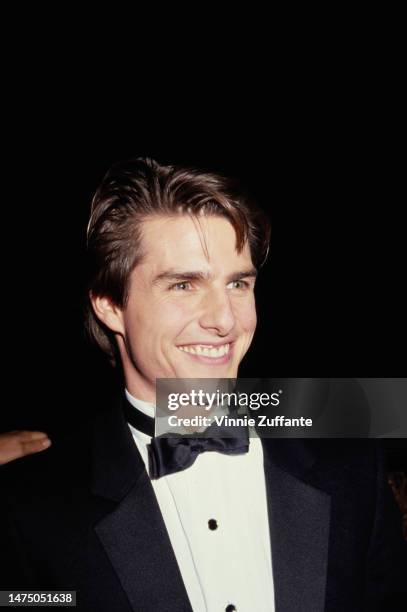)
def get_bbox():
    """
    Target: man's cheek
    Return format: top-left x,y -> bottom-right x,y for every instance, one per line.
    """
240,302 -> 257,333
162,303 -> 194,332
